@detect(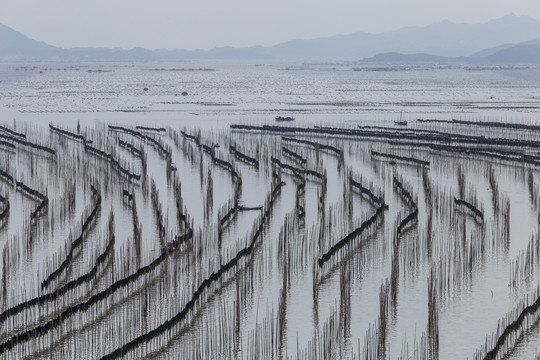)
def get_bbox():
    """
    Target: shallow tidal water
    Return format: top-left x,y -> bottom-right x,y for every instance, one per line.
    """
0,62 -> 539,359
